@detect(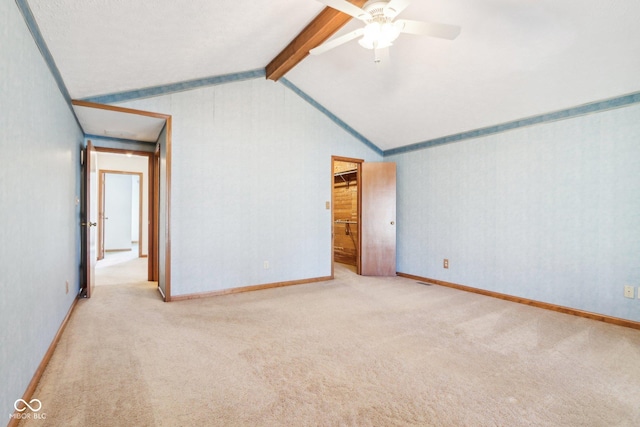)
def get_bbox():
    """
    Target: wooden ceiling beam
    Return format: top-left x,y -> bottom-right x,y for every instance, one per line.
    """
265,0 -> 368,81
